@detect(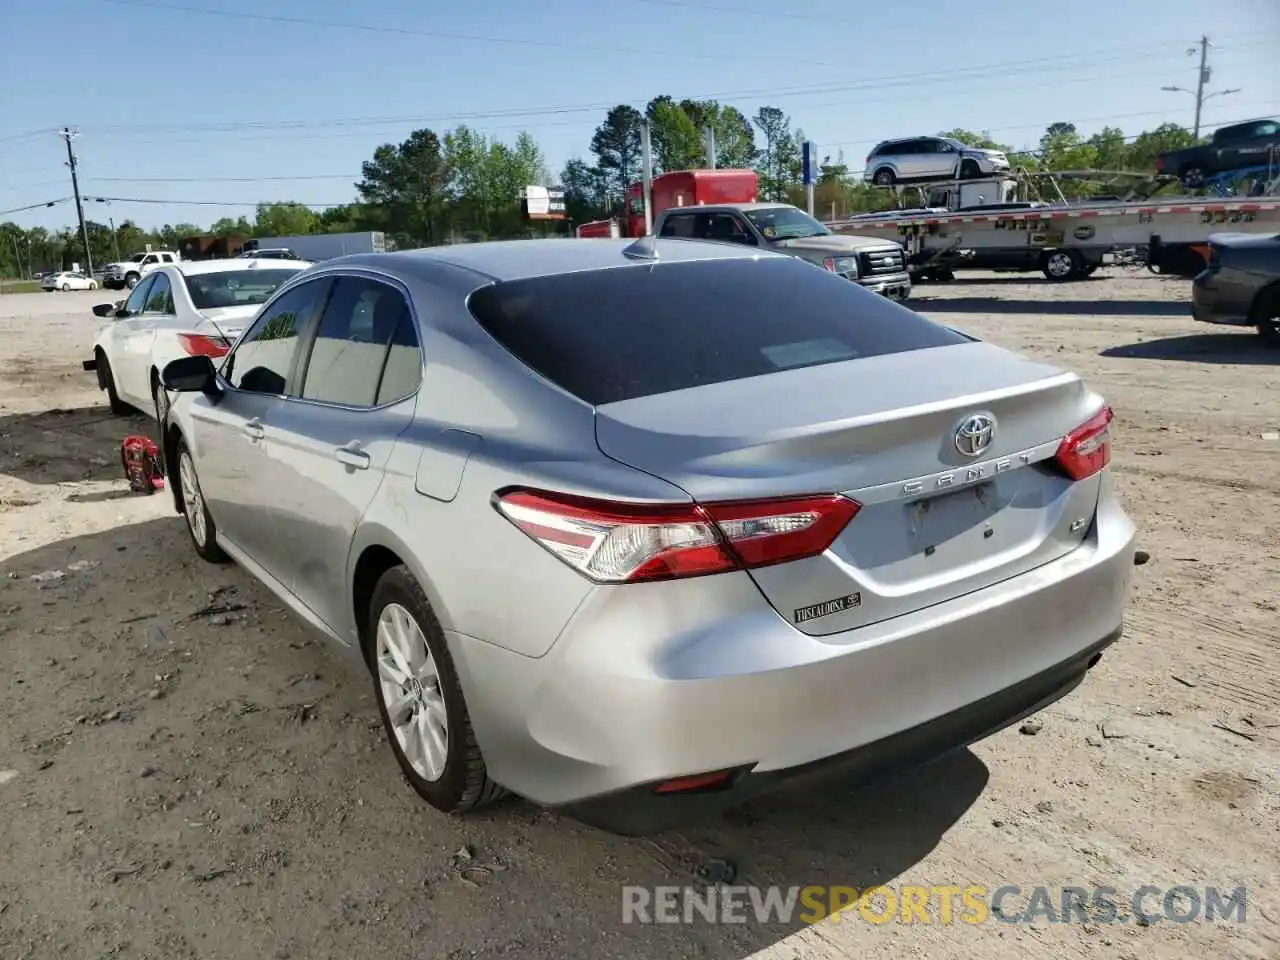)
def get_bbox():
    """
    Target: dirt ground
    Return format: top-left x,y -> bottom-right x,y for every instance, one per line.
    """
1,272 -> 1277,960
